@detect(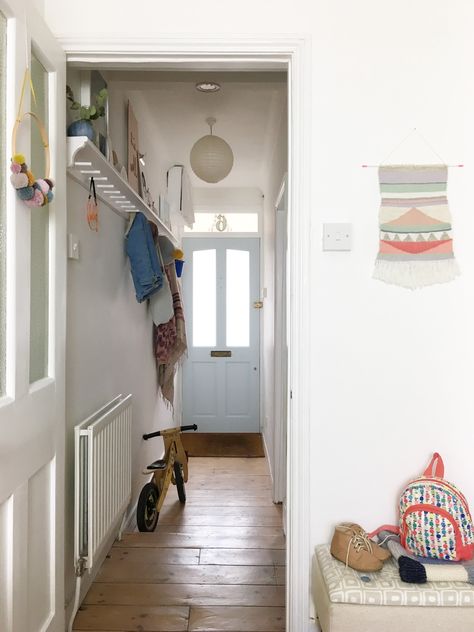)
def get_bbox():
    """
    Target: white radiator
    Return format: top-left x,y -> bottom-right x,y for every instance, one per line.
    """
74,394 -> 132,573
